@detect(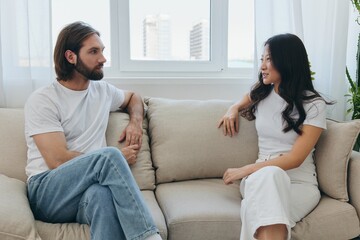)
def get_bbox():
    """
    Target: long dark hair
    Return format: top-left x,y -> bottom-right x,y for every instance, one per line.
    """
54,21 -> 100,81
241,33 -> 332,135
